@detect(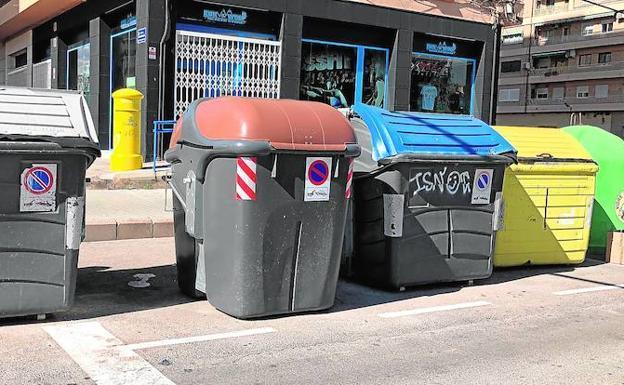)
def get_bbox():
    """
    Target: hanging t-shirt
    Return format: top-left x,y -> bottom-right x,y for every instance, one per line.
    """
420,85 -> 438,111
